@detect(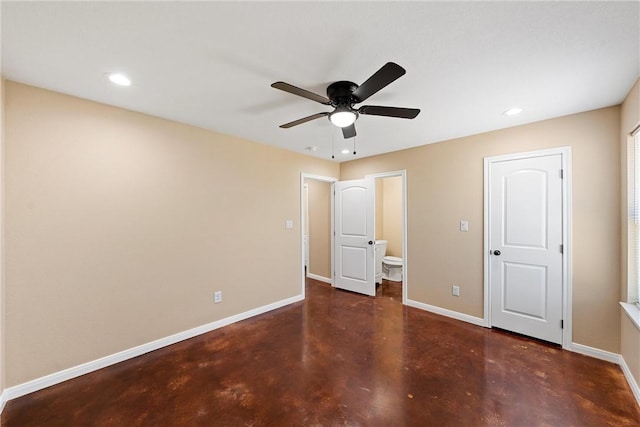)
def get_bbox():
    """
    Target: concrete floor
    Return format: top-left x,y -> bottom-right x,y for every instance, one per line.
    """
3,277 -> 639,426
